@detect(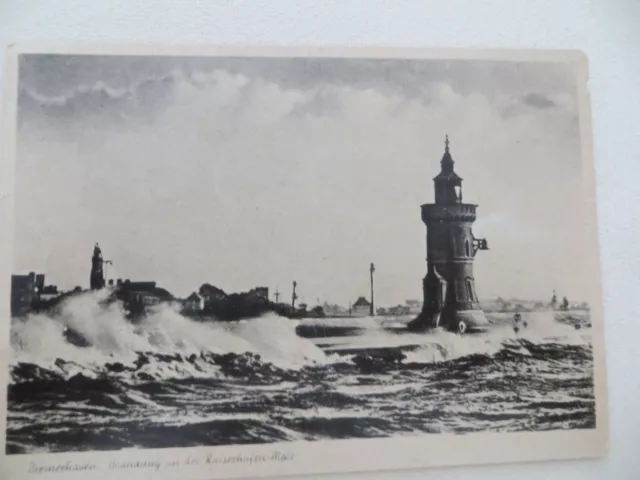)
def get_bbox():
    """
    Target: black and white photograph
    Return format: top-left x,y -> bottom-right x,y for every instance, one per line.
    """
0,45 -> 607,479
